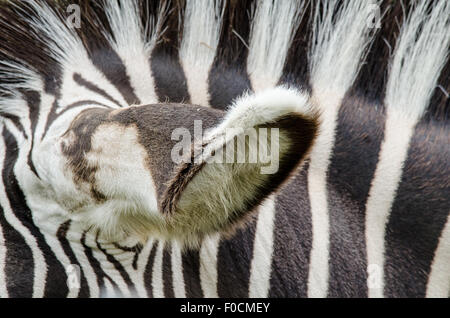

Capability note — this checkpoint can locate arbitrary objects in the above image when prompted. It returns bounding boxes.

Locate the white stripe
[94,239,148,298]
[307,0,375,298]
[426,216,450,298]
[365,113,416,298]
[102,279,116,298]
[57,77,122,113]
[0,97,30,142]
[309,0,374,96]
[58,69,125,111]
[247,0,304,92]
[366,0,450,298]
[152,241,164,298]
[126,258,150,298]
[0,97,31,137]
[306,101,335,298]
[383,1,450,120]
[248,196,275,297]
[129,272,148,298]
[0,61,42,103]
[103,0,165,105]
[11,122,80,297]
[64,223,100,298]
[137,238,155,298]
[84,233,131,298]
[25,1,128,108]
[0,205,8,297]
[171,241,186,298]
[3,92,98,298]
[180,0,224,106]
[40,220,79,298]
[32,90,53,145]
[244,2,305,298]
[199,234,220,298]
[0,134,47,298]
[137,238,155,273]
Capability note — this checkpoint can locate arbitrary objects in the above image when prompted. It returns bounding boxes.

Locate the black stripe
[22,90,41,178]
[132,247,142,271]
[0,2,61,91]
[162,243,174,298]
[426,48,450,122]
[181,247,203,298]
[95,232,137,296]
[22,90,40,138]
[87,45,141,106]
[208,0,253,110]
[384,119,450,297]
[326,94,385,297]
[0,204,34,297]
[150,1,190,104]
[217,222,256,297]
[144,241,158,298]
[58,100,112,116]
[325,1,396,295]
[0,1,63,144]
[40,67,63,142]
[41,99,60,142]
[73,73,123,107]
[69,0,140,106]
[278,1,311,92]
[56,221,90,298]
[112,242,143,271]
[269,166,312,297]
[0,112,27,139]
[80,231,121,298]
[2,127,69,298]
[151,50,191,104]
[351,1,405,102]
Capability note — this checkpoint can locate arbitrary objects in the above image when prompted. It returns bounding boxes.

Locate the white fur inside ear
[167,86,318,247]
[209,86,313,137]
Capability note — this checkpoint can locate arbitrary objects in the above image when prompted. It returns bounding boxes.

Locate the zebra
[0,0,448,298]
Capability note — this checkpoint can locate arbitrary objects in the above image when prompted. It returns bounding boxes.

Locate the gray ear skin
[107,104,225,203]
[62,103,224,202]
[161,109,319,247]
[62,104,224,201]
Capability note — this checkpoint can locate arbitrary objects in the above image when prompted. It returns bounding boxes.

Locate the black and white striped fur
[0,0,449,298]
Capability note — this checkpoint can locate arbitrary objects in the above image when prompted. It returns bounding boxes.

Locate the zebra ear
[161,87,319,246]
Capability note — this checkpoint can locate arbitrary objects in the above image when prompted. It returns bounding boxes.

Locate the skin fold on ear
[161,87,319,247]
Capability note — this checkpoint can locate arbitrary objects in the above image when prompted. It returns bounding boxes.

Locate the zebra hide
[0,0,448,298]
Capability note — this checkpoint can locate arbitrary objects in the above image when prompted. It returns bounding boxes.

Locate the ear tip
[222,86,317,131]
